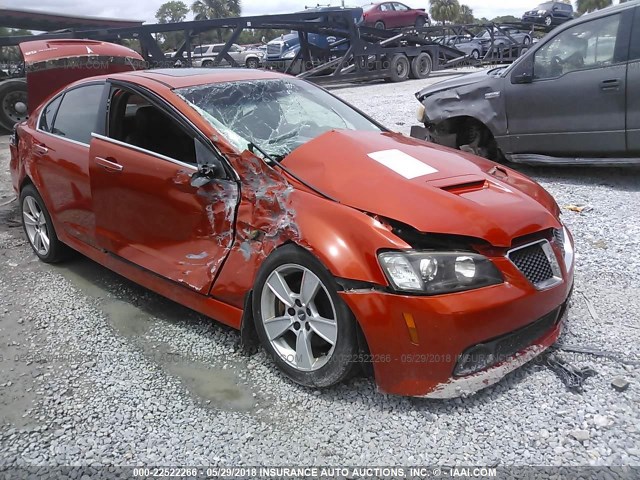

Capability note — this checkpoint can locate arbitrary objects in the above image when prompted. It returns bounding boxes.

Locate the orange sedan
[10,40,574,398]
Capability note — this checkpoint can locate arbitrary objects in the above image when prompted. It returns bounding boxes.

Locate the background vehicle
[439,35,483,59]
[411,1,640,165]
[475,27,532,55]
[523,2,574,28]
[362,2,430,29]
[192,43,264,68]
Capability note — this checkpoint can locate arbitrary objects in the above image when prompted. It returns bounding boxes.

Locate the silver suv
[191,44,264,68]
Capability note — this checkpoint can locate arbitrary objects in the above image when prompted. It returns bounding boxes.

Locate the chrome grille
[266,43,282,57]
[508,240,561,289]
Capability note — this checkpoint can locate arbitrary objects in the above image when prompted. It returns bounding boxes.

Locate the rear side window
[51,84,104,144]
[38,95,62,133]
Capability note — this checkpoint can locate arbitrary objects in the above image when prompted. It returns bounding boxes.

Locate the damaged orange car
[10,40,574,398]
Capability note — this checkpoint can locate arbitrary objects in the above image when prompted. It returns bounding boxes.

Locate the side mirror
[513,71,533,84]
[511,59,534,84]
[191,139,227,187]
[190,164,221,188]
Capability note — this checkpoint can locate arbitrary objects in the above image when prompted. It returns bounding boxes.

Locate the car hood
[283,131,559,248]
[415,69,500,101]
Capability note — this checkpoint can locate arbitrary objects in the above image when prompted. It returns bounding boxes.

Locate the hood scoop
[429,175,489,195]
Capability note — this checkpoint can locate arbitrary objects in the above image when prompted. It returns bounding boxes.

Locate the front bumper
[339,253,573,398]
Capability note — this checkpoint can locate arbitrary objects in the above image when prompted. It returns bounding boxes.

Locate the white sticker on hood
[367,149,438,179]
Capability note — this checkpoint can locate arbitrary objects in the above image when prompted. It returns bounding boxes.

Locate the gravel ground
[0,72,639,470]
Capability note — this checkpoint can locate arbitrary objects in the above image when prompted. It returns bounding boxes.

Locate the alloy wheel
[22,196,50,256]
[259,264,338,372]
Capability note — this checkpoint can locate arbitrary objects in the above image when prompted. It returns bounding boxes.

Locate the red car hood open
[283,130,560,248]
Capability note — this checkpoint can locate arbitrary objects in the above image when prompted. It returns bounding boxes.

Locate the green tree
[430,0,461,25]
[491,15,521,23]
[156,1,189,23]
[156,1,189,50]
[191,0,241,42]
[576,0,612,15]
[456,4,474,24]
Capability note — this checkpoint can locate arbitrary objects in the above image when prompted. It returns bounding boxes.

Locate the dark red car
[362,2,430,29]
[10,39,574,399]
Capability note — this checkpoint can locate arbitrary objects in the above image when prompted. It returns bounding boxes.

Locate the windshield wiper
[248,142,337,202]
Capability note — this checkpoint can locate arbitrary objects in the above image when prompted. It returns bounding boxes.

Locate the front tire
[544,15,552,27]
[202,60,214,68]
[20,184,69,263]
[415,16,426,29]
[374,21,385,29]
[246,58,259,69]
[253,244,359,388]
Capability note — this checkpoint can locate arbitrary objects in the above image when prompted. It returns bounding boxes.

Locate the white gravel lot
[0,71,639,471]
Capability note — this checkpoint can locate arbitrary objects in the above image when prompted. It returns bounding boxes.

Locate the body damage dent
[421,82,507,137]
[172,169,239,291]
[421,345,546,399]
[210,151,303,306]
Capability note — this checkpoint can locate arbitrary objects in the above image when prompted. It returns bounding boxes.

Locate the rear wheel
[409,53,432,79]
[0,79,28,132]
[253,245,359,388]
[471,49,480,60]
[202,59,214,68]
[246,58,259,69]
[415,16,426,29]
[20,184,69,263]
[388,54,410,82]
[374,21,385,29]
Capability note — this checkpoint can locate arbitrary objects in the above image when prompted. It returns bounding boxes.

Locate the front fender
[422,77,507,139]
[210,187,408,309]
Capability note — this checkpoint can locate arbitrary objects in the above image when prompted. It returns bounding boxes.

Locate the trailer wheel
[409,53,432,79]
[0,79,28,132]
[388,54,410,82]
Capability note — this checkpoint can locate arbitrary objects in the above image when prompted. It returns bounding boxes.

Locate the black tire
[246,58,259,69]
[409,52,432,79]
[415,16,426,29]
[388,54,410,82]
[0,79,28,132]
[202,60,214,68]
[20,184,70,263]
[252,244,359,388]
[456,120,504,163]
[544,15,553,27]
[471,49,480,60]
[374,21,385,29]
[523,36,531,46]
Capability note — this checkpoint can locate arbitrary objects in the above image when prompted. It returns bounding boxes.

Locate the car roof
[108,68,290,89]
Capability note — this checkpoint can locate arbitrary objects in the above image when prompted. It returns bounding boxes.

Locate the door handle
[33,144,48,156]
[601,79,620,91]
[95,156,123,172]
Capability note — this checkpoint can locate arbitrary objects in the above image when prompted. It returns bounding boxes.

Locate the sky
[1,0,556,24]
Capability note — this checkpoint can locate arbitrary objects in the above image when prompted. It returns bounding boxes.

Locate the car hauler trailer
[0,9,471,131]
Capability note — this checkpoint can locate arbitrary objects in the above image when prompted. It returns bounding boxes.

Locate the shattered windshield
[176,79,381,159]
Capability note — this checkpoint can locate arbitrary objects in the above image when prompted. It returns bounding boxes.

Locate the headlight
[378,251,503,295]
[282,50,297,59]
[538,9,546,14]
